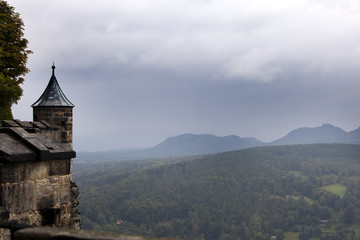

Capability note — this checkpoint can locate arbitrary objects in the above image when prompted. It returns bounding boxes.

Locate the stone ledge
[0,125,75,163]
[14,227,180,240]
[0,120,58,130]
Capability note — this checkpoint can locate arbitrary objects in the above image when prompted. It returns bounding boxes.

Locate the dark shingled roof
[0,120,75,163]
[31,64,74,107]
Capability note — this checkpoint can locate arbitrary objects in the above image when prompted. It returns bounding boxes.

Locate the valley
[74,144,360,240]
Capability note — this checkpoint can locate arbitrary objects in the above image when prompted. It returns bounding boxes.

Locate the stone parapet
[13,227,183,240]
[0,120,75,163]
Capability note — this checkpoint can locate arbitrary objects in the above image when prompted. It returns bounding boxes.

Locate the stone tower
[31,64,74,147]
[0,64,80,238]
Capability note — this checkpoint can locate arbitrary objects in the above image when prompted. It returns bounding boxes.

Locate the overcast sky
[9,0,360,151]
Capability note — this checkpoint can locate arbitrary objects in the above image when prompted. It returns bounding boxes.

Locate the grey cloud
[15,0,360,82]
[10,0,360,150]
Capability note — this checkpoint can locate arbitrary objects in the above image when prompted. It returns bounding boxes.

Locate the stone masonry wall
[0,159,78,228]
[33,107,73,146]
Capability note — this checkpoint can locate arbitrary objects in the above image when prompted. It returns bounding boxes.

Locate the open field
[284,232,298,240]
[320,184,346,198]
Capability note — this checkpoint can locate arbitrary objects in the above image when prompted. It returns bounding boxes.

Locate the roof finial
[52,62,55,76]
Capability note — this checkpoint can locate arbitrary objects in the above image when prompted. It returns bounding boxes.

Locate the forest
[74,144,360,240]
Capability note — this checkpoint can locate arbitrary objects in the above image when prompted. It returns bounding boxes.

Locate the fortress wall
[0,159,77,228]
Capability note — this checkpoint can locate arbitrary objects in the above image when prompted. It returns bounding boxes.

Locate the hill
[347,127,360,143]
[147,133,264,156]
[76,134,265,162]
[271,123,360,145]
[75,144,360,240]
[271,123,348,145]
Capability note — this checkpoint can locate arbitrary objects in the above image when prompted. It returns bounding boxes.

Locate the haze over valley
[76,123,360,161]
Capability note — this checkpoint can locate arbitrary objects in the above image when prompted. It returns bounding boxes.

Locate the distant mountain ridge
[147,133,265,156]
[347,127,360,144]
[271,123,349,145]
[76,123,360,161]
[149,124,360,157]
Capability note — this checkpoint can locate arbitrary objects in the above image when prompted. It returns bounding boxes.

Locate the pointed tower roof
[32,64,74,107]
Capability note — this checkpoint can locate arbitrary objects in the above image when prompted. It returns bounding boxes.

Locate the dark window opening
[0,207,9,221]
[40,208,60,226]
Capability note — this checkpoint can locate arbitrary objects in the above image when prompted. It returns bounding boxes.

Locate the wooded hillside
[74,144,360,240]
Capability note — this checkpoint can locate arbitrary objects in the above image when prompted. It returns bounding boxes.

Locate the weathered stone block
[0,164,22,183]
[0,181,35,214]
[49,160,70,176]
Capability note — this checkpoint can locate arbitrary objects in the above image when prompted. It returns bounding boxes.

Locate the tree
[343,204,355,225]
[0,1,32,119]
[0,74,22,119]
